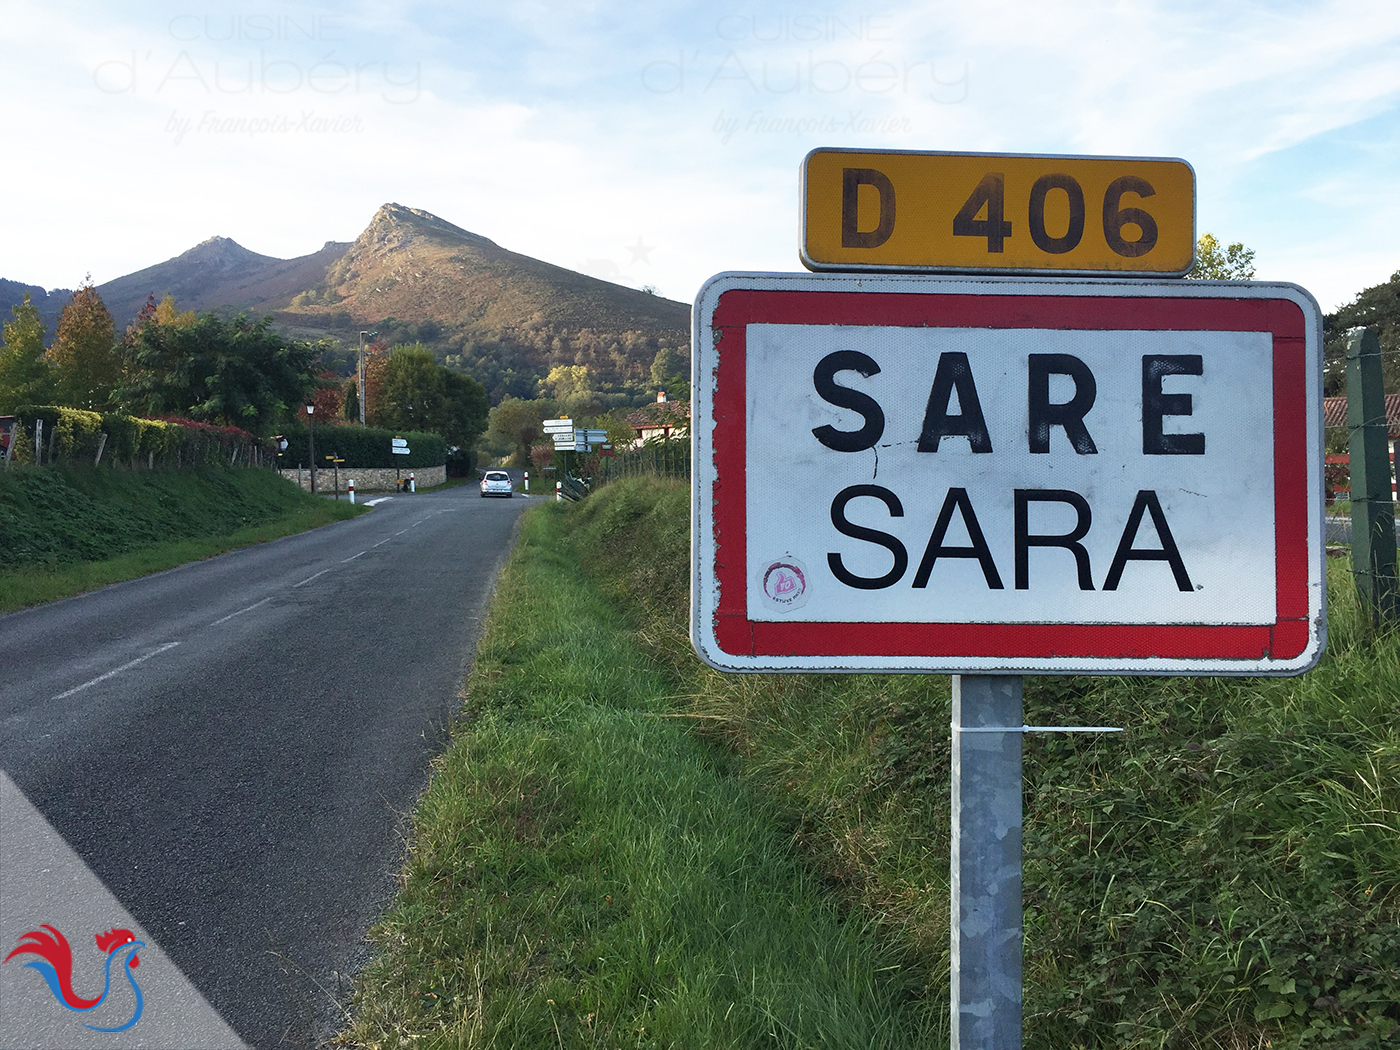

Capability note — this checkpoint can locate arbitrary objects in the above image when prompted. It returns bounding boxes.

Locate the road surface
[0,485,530,1047]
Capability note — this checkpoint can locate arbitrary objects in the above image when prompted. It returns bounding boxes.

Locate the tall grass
[344,478,1400,1049]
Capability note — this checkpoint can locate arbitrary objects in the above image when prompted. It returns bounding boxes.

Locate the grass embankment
[344,478,1400,1049]
[0,463,365,611]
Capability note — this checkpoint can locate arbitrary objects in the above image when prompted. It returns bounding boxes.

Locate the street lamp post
[306,402,317,493]
[357,330,377,427]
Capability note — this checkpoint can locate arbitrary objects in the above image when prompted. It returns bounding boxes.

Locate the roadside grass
[345,477,1400,1049]
[0,464,365,611]
[339,500,937,1049]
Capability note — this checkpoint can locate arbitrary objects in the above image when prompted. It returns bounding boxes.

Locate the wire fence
[598,440,691,484]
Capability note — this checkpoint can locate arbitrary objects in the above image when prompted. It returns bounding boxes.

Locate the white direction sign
[543,418,574,435]
[691,272,1324,675]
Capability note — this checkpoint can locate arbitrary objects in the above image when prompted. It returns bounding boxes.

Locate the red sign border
[697,278,1321,671]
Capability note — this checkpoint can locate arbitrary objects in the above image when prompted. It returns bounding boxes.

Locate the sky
[3,0,1399,315]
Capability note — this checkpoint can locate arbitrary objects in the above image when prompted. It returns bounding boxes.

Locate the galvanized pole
[950,674,1022,1050]
[1346,327,1398,625]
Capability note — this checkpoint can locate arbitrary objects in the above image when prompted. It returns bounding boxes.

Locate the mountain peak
[179,235,268,272]
[361,203,498,252]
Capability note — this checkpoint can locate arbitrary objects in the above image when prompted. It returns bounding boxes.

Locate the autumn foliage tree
[48,276,121,409]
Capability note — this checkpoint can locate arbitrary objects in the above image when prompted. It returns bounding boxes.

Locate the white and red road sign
[690,273,1324,675]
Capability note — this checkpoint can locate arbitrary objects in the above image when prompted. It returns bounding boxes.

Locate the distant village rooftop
[626,390,689,448]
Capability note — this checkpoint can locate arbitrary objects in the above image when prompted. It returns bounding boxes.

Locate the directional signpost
[391,437,410,455]
[694,148,1324,1050]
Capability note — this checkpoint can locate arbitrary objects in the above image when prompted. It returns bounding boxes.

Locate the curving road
[0,485,530,1048]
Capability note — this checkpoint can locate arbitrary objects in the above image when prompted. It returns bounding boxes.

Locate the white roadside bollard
[348,479,355,504]
[409,472,416,493]
[524,470,529,493]
[556,480,562,502]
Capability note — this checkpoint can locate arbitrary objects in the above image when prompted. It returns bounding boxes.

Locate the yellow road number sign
[802,149,1195,275]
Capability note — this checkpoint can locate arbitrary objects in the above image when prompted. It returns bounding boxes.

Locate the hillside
[0,278,72,341]
[290,203,688,335]
[1,203,690,404]
[97,237,352,328]
[277,204,691,400]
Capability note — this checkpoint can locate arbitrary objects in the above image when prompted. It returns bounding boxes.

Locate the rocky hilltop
[292,203,687,336]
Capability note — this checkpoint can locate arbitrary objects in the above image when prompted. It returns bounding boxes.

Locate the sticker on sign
[691,272,1324,675]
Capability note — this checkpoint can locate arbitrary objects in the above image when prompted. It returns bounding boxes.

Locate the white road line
[209,597,272,626]
[395,530,408,536]
[342,551,365,562]
[293,569,330,588]
[52,643,181,701]
[372,538,391,548]
[365,497,394,506]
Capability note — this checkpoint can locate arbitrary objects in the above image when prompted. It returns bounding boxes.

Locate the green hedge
[278,424,446,468]
[12,406,268,468]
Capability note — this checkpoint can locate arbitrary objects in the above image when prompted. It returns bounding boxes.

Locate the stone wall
[278,465,446,494]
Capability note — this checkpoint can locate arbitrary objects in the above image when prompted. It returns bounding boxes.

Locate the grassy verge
[339,495,936,1049]
[0,464,365,611]
[345,477,1400,1049]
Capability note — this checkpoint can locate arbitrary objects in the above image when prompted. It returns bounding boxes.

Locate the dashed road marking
[51,643,181,701]
[210,597,273,626]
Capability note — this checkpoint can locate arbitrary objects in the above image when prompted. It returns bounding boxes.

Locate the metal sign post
[950,678,1123,1048]
[950,674,1024,1049]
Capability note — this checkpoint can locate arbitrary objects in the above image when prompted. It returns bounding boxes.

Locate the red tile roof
[1323,395,1400,438]
[626,400,690,429]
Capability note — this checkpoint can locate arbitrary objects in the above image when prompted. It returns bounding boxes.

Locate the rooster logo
[4,924,145,1032]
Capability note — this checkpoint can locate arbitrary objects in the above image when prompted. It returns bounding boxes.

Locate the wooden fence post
[1346,326,1399,625]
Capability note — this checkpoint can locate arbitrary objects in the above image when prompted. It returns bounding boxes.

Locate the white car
[479,471,514,498]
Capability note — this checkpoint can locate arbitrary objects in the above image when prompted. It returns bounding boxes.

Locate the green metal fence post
[1346,326,1399,625]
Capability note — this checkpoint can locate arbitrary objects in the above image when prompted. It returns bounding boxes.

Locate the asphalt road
[0,485,531,1047]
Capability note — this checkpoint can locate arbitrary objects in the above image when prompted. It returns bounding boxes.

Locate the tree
[0,293,54,409]
[361,341,390,425]
[152,294,197,329]
[1323,270,1400,395]
[488,396,548,466]
[1189,233,1256,280]
[48,276,120,409]
[344,377,360,422]
[311,371,344,420]
[122,312,318,432]
[440,369,489,451]
[378,345,444,433]
[649,346,690,400]
[372,344,489,450]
